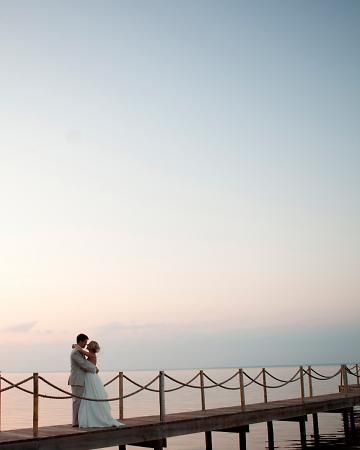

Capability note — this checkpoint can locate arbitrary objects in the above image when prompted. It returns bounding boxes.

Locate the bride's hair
[87,340,100,353]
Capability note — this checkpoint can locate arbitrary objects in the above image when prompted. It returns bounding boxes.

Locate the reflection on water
[0,366,359,449]
[280,408,360,450]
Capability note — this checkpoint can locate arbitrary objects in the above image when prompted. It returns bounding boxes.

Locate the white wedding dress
[78,372,124,428]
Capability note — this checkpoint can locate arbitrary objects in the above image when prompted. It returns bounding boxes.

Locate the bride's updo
[88,340,100,353]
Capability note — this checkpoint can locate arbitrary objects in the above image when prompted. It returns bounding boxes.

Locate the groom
[68,333,97,426]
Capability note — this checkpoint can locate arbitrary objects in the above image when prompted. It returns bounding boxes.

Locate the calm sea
[1,366,359,450]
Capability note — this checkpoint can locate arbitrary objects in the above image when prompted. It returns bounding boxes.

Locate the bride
[73,341,124,428]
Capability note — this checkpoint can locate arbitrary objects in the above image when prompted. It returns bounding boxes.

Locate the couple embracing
[68,333,124,428]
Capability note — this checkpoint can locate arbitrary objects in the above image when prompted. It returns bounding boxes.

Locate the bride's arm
[72,344,91,358]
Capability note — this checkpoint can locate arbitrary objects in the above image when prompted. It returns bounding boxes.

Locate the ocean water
[1,366,359,449]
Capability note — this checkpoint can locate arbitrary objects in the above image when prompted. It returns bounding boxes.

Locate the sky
[0,0,359,372]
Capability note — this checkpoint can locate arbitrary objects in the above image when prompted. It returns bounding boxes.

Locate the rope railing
[38,374,160,401]
[0,364,358,437]
[243,369,263,387]
[164,372,201,392]
[303,367,342,381]
[304,367,342,380]
[122,374,160,398]
[0,376,34,395]
[123,373,160,393]
[103,373,120,387]
[203,370,244,390]
[244,368,301,389]
[265,369,301,384]
[346,366,359,377]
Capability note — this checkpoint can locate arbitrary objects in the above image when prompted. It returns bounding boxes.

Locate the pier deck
[0,392,359,450]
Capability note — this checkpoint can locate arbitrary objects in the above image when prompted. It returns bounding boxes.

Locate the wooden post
[200,371,213,450]
[356,364,359,385]
[299,366,305,400]
[159,371,165,422]
[307,366,313,397]
[341,365,344,389]
[119,371,124,420]
[342,365,349,393]
[33,373,39,437]
[262,368,268,403]
[200,370,206,410]
[239,369,245,409]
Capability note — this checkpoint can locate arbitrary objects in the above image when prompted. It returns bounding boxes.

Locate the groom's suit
[68,348,96,426]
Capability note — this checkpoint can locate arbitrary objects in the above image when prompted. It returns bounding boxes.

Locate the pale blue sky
[0,1,359,371]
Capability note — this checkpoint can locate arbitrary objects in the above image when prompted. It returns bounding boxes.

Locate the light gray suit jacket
[68,349,97,386]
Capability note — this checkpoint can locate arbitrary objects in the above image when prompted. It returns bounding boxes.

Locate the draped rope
[202,370,242,390]
[302,368,342,380]
[346,367,359,377]
[243,369,268,387]
[243,368,301,388]
[265,369,300,383]
[164,372,201,392]
[122,374,160,393]
[304,367,342,380]
[103,373,120,387]
[37,374,160,401]
[0,376,34,394]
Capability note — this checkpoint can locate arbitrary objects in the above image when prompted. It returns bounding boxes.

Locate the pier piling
[239,426,247,450]
[312,413,319,443]
[299,416,307,448]
[267,421,274,450]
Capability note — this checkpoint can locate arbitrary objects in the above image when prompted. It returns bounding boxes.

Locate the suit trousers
[71,385,84,426]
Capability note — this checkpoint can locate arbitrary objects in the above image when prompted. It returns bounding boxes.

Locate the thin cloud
[94,321,221,338]
[2,321,37,333]
[95,322,160,335]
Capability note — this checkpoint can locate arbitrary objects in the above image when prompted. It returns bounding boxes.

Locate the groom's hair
[76,333,89,343]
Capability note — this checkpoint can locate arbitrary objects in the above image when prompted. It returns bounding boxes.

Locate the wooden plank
[216,425,249,433]
[131,439,167,448]
[339,384,360,393]
[279,415,307,422]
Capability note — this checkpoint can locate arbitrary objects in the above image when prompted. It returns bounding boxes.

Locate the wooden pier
[0,364,359,449]
[0,392,359,449]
